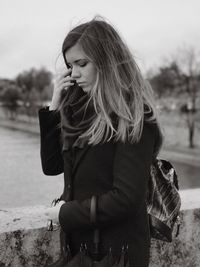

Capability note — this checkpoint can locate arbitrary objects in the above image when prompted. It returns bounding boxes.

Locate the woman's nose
[71,67,81,78]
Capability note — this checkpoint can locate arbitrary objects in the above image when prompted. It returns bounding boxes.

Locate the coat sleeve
[59,122,157,233]
[38,107,64,175]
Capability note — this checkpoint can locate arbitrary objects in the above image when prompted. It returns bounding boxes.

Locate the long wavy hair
[60,16,162,146]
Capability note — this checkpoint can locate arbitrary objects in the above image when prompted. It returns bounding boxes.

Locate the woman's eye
[79,62,87,67]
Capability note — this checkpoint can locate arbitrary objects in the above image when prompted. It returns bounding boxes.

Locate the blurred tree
[15,67,53,117]
[1,82,22,120]
[0,79,13,97]
[148,46,200,148]
[149,62,180,98]
[34,68,52,94]
[176,47,200,148]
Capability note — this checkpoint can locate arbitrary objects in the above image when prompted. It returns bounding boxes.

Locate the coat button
[67,184,71,189]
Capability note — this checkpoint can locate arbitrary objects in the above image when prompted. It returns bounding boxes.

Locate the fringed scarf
[60,84,96,151]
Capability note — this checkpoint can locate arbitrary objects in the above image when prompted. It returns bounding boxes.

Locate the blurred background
[0,0,199,208]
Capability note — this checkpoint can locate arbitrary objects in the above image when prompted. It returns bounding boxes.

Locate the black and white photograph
[0,0,200,266]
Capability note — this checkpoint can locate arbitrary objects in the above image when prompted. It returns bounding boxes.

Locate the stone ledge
[0,228,60,267]
[150,208,200,267]
[0,205,51,234]
[1,189,199,234]
[180,188,200,210]
[0,197,200,266]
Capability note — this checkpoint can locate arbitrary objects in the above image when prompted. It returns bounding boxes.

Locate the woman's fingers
[59,68,72,79]
[57,77,75,90]
[61,81,74,90]
[62,76,75,83]
[55,74,74,86]
[50,68,75,109]
[54,68,71,84]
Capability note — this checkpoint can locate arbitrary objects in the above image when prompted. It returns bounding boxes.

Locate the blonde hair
[61,16,161,145]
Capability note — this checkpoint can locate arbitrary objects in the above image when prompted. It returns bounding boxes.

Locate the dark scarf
[60,84,96,151]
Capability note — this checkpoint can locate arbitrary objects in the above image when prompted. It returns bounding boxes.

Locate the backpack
[147,159,181,242]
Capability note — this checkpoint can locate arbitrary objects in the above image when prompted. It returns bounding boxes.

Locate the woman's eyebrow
[66,58,88,66]
[74,59,88,63]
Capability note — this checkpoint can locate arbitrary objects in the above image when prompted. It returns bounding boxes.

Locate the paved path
[160,148,200,167]
[0,117,200,167]
[0,117,40,134]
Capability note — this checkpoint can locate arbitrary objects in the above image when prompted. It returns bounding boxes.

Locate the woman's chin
[81,86,91,93]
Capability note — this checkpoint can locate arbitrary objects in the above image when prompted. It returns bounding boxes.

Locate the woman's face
[64,43,97,93]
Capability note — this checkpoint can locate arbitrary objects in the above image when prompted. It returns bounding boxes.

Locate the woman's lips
[77,82,86,87]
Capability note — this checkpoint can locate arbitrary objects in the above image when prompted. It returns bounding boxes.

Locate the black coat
[38,107,161,267]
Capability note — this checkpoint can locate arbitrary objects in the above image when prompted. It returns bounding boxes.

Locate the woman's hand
[45,200,65,223]
[49,68,75,110]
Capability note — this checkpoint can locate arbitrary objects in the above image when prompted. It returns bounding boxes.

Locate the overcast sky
[0,0,199,79]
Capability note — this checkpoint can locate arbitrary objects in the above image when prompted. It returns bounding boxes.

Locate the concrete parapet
[150,208,200,266]
[1,189,200,267]
[0,206,60,267]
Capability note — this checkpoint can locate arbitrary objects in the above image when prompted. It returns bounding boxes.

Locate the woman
[39,17,162,267]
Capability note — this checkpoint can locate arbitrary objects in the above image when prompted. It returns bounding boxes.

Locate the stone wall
[150,208,200,267]
[1,189,200,267]
[0,206,60,267]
